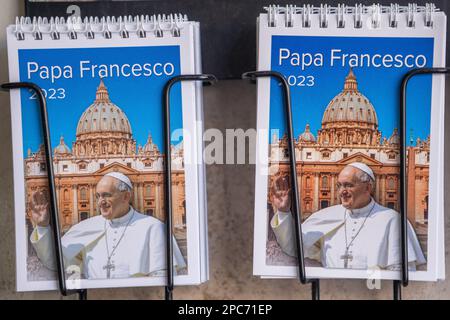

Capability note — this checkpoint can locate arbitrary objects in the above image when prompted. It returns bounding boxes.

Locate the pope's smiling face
[337,166,372,209]
[95,176,130,220]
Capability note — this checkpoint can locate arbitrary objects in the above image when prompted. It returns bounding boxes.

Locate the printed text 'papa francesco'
[26,60,175,83]
[278,48,427,70]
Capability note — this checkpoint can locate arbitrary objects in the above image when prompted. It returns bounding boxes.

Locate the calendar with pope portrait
[7,30,206,291]
[253,33,445,281]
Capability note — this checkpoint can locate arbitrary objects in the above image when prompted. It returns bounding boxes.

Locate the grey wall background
[1,0,450,299]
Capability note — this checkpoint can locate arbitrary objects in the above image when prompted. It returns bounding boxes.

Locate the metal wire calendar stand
[394,67,450,300]
[1,74,216,301]
[162,74,217,300]
[242,71,320,300]
[242,67,448,300]
[1,81,87,300]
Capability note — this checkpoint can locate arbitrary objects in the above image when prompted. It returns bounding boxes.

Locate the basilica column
[297,170,302,204]
[375,174,380,201]
[314,174,319,212]
[157,182,163,221]
[330,175,335,206]
[407,148,416,225]
[72,185,78,224]
[89,184,95,217]
[154,182,160,219]
[177,182,184,227]
[56,184,61,212]
[133,184,139,209]
[171,181,177,226]
[381,175,386,206]
[139,183,144,212]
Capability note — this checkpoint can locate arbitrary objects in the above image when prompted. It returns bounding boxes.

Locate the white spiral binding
[302,4,312,28]
[263,3,438,29]
[389,3,400,28]
[13,14,189,40]
[371,4,382,29]
[319,4,329,28]
[285,5,295,27]
[354,4,363,28]
[337,4,346,28]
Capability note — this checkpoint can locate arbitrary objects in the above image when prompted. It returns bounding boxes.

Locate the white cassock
[30,207,187,279]
[271,198,426,270]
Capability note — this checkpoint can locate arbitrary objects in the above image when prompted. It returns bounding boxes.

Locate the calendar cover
[253,6,446,281]
[7,17,205,291]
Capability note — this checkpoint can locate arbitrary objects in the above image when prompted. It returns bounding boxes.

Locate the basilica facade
[25,79,186,233]
[269,69,430,226]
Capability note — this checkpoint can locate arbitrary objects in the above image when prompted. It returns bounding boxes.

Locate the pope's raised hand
[270,175,291,213]
[30,190,50,227]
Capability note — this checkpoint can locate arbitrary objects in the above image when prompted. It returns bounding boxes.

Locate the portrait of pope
[269,162,426,271]
[29,172,186,280]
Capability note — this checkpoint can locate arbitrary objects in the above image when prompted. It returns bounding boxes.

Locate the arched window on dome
[93,119,97,130]
[367,110,372,121]
[112,118,117,130]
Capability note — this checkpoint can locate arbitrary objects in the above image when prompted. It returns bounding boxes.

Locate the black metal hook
[395,67,450,300]
[242,71,310,288]
[1,82,86,300]
[162,74,217,300]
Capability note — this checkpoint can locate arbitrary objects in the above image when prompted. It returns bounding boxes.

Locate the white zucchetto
[347,162,375,181]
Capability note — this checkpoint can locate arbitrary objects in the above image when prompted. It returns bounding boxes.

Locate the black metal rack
[242,71,320,300]
[2,74,216,300]
[1,81,86,300]
[243,67,448,300]
[162,74,217,300]
[395,67,450,300]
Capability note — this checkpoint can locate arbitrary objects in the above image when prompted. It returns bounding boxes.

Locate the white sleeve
[30,226,57,271]
[148,222,186,276]
[270,210,297,257]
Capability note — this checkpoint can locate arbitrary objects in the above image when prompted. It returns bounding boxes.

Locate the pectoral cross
[340,250,353,269]
[103,260,115,279]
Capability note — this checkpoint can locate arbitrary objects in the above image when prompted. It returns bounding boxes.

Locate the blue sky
[19,45,182,155]
[269,36,434,144]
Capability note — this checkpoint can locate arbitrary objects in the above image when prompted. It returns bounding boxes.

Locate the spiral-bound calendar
[6,15,209,291]
[253,4,446,281]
